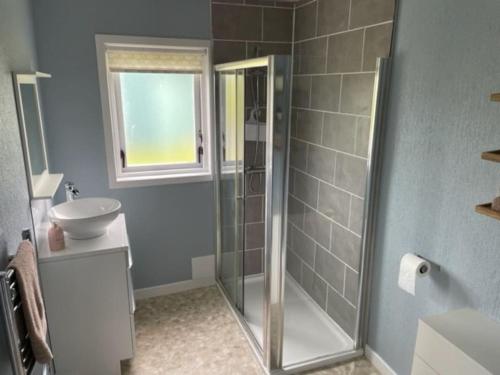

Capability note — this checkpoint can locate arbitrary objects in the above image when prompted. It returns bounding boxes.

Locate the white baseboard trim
[134,277,215,300]
[365,345,397,375]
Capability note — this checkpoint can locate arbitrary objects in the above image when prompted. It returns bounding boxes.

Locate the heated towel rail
[0,229,49,375]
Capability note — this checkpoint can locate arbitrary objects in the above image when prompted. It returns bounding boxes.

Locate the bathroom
[1,0,500,374]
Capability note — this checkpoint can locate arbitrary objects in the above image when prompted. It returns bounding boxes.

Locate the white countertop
[422,308,500,374]
[38,213,130,263]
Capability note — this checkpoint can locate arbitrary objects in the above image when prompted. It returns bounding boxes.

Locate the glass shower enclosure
[214,55,391,373]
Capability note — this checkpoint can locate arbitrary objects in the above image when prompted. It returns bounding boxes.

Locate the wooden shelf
[491,93,500,102]
[475,203,500,220]
[481,150,500,163]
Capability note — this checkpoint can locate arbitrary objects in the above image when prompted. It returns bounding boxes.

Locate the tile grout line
[291,136,368,162]
[214,38,293,45]
[295,19,393,44]
[290,189,363,239]
[338,75,344,112]
[347,0,352,29]
[290,237,357,309]
[261,7,264,42]
[292,105,371,119]
[342,264,347,296]
[291,217,360,277]
[294,0,316,11]
[360,27,367,71]
[293,71,377,76]
[212,2,294,10]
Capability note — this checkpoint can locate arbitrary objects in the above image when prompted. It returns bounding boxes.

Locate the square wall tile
[295,109,323,144]
[322,113,356,153]
[349,196,364,235]
[292,75,311,108]
[290,139,308,171]
[315,245,345,292]
[288,195,305,229]
[363,23,393,71]
[317,182,351,226]
[326,30,363,73]
[292,226,316,267]
[287,249,302,283]
[340,73,375,115]
[296,37,327,74]
[302,263,328,309]
[303,206,331,249]
[245,195,263,223]
[317,0,350,35]
[350,0,395,29]
[294,170,319,208]
[276,1,294,7]
[334,153,367,197]
[246,172,265,195]
[354,117,370,157]
[307,144,335,183]
[245,222,265,249]
[212,4,262,40]
[290,109,298,137]
[331,223,361,271]
[288,167,296,195]
[311,74,341,112]
[214,41,246,64]
[247,42,292,59]
[294,1,317,41]
[246,0,274,4]
[263,8,293,42]
[327,286,356,338]
[244,248,263,275]
[344,267,359,306]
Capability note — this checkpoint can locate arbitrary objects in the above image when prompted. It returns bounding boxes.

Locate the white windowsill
[109,171,213,189]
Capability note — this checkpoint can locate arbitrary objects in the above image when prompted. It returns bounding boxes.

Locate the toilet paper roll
[398,254,431,295]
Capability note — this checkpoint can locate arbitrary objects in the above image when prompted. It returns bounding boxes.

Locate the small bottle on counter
[48,223,65,251]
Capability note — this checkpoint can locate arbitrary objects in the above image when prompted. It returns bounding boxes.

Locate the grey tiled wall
[212,0,293,275]
[212,0,294,64]
[287,0,394,338]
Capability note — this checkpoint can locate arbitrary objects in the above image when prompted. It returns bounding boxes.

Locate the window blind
[106,49,205,74]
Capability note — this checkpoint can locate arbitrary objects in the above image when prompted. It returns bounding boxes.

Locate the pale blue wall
[31,0,214,289]
[368,0,500,373]
[0,0,38,372]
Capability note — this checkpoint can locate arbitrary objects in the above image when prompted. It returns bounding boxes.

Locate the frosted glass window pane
[119,72,197,166]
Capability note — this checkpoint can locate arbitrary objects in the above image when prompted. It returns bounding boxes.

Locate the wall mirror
[13,72,63,199]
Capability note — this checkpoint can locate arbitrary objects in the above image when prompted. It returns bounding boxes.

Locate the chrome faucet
[65,182,80,201]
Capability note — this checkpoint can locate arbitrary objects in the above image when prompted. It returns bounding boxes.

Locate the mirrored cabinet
[13,72,63,199]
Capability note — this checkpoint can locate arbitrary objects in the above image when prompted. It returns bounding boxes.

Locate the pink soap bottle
[48,223,65,251]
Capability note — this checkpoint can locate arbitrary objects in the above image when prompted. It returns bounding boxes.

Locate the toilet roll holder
[416,254,441,272]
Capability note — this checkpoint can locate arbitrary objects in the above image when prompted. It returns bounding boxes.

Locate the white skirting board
[365,345,398,375]
[134,254,215,300]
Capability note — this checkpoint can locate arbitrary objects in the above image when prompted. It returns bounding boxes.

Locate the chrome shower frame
[212,56,392,374]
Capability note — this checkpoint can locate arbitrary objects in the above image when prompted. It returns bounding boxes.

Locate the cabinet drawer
[415,320,491,375]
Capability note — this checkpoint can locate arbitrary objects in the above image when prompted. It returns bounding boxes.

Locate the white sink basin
[49,198,121,239]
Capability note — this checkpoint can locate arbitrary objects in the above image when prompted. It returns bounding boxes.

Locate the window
[96,35,212,188]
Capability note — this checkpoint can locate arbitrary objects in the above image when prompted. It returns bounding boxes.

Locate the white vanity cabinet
[38,214,135,374]
[411,309,500,375]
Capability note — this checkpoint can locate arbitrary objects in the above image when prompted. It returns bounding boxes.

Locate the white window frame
[95,34,213,188]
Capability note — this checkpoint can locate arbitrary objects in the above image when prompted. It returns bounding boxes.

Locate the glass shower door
[216,70,246,311]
